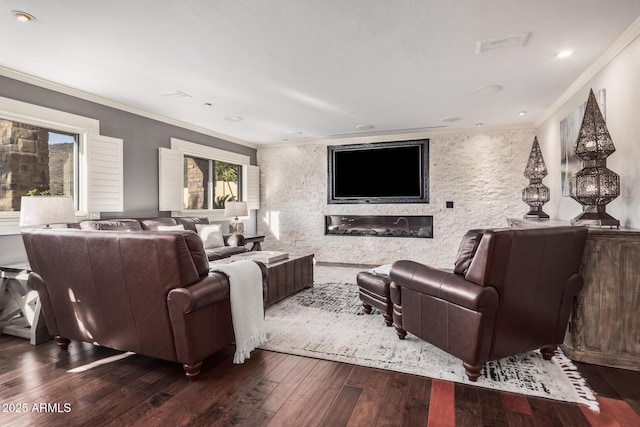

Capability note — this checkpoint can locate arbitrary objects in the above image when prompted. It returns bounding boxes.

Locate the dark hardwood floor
[0,334,638,426]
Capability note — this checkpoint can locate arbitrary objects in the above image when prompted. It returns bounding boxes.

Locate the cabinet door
[566,231,640,370]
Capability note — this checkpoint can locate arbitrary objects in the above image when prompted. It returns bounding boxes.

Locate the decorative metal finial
[570,89,620,228]
[522,136,550,220]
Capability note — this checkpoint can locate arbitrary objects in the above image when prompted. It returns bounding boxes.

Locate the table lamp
[224,201,248,234]
[19,196,76,228]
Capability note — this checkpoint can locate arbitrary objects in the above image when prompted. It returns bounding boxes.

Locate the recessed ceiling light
[473,84,503,96]
[441,117,462,123]
[475,123,484,127]
[225,116,244,122]
[355,124,374,130]
[556,50,574,58]
[518,111,527,116]
[12,10,36,22]
[204,102,213,107]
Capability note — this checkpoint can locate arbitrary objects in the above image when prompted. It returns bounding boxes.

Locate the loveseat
[22,227,265,380]
[76,216,249,261]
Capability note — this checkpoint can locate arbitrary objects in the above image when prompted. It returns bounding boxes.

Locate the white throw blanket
[210,260,266,363]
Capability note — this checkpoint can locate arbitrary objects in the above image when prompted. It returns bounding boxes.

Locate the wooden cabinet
[561,229,640,371]
[507,219,640,370]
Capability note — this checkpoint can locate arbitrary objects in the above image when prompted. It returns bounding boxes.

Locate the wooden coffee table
[262,254,314,308]
[210,253,314,308]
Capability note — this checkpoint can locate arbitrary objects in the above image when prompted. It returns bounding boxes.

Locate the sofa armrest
[224,234,245,247]
[167,273,229,314]
[390,260,499,313]
[167,271,235,367]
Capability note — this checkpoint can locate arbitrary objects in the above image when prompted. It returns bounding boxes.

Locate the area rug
[259,282,599,411]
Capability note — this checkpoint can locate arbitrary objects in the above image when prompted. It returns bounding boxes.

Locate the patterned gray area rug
[260,282,599,411]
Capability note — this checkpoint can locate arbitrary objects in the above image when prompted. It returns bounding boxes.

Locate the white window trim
[170,138,251,220]
[0,96,100,235]
[171,138,250,165]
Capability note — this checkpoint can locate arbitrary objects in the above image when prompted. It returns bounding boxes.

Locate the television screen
[328,139,429,204]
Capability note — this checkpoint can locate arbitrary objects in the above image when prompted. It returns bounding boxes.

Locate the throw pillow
[157,224,185,231]
[370,264,392,276]
[196,223,225,249]
[453,229,486,276]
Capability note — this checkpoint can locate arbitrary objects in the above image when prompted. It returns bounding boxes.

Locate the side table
[244,235,265,251]
[0,266,50,345]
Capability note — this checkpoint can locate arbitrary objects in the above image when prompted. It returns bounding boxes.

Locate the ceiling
[1,1,639,146]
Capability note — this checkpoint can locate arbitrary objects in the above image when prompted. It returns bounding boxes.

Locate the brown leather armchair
[389,226,588,381]
[21,228,259,380]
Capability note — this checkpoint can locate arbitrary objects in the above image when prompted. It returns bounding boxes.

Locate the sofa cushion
[196,224,225,249]
[206,245,249,261]
[141,217,178,230]
[181,231,210,276]
[175,217,209,232]
[79,219,143,231]
[157,224,186,231]
[453,229,486,276]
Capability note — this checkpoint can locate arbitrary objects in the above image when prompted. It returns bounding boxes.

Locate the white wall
[536,33,640,229]
[257,128,535,268]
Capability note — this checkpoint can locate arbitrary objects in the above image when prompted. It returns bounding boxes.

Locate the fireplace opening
[325,215,433,238]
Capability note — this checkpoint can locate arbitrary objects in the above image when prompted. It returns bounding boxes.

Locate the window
[0,96,123,235]
[159,138,259,217]
[183,155,242,210]
[0,118,78,211]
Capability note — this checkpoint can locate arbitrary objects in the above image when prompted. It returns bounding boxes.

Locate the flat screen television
[327,139,429,204]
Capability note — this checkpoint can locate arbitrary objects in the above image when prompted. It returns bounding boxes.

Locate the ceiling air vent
[476,32,531,55]
[159,90,192,98]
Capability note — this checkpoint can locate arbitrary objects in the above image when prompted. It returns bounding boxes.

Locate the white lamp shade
[19,196,76,227]
[224,201,248,218]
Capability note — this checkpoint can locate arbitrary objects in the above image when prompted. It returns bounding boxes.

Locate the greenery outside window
[183,155,242,210]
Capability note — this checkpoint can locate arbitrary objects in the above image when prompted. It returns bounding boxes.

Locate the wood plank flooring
[0,335,638,426]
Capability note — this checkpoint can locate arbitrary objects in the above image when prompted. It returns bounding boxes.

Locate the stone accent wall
[257,128,535,268]
[0,120,50,211]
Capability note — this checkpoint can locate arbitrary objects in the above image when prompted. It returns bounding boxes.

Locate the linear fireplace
[325,215,433,238]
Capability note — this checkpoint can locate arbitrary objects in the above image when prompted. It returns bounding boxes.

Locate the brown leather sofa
[22,228,263,380]
[389,226,588,381]
[77,216,249,261]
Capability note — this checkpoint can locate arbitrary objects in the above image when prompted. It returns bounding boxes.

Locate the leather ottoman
[357,271,393,326]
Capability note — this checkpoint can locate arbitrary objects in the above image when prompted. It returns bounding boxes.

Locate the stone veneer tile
[257,129,535,268]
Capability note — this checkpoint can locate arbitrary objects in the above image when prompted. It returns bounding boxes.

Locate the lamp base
[523,208,550,220]
[571,210,620,228]
[228,217,245,234]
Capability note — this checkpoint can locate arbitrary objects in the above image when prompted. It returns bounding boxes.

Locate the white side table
[0,266,50,345]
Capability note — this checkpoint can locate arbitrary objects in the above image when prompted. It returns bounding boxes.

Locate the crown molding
[0,65,257,150]
[259,124,536,149]
[535,16,640,128]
